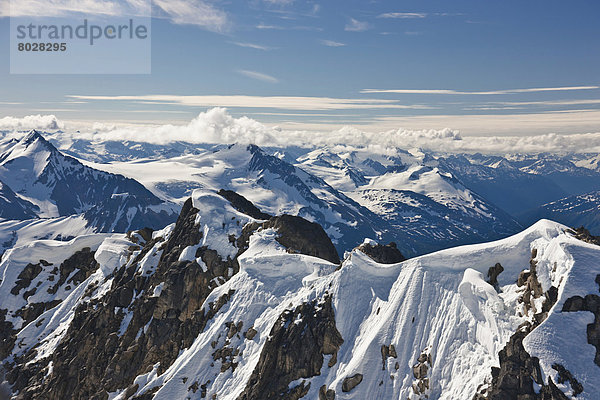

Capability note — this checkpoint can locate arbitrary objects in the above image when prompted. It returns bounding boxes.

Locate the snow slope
[128,219,596,400]
[2,182,599,399]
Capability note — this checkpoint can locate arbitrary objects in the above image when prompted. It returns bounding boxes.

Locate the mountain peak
[23,129,42,143]
[21,130,56,153]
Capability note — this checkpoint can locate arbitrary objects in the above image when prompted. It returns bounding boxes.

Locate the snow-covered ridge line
[1,189,599,400]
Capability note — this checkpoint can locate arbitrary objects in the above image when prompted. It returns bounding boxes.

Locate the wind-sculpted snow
[2,184,599,400]
[108,221,600,398]
[98,219,600,400]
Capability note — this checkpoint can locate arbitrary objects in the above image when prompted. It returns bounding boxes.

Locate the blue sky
[0,0,599,135]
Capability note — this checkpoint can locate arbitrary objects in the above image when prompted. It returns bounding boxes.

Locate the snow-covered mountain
[1,190,598,399]
[82,143,411,256]
[83,143,528,257]
[522,190,600,234]
[0,131,177,232]
[438,154,569,217]
[296,147,522,254]
[450,153,600,217]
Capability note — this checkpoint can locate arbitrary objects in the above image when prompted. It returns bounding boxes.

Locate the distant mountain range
[2,131,600,255]
[522,190,600,234]
[0,131,178,233]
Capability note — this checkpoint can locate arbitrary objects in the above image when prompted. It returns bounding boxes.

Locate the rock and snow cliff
[1,189,599,399]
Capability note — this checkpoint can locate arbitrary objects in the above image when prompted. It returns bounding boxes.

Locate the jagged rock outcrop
[478,328,545,400]
[0,310,15,362]
[380,344,398,370]
[263,215,340,264]
[487,263,504,292]
[562,274,600,367]
[552,363,583,396]
[238,295,344,400]
[474,249,569,400]
[318,385,336,400]
[240,214,340,265]
[411,348,432,398]
[6,199,242,399]
[358,242,406,264]
[568,226,600,246]
[341,373,363,392]
[3,191,345,399]
[217,189,272,220]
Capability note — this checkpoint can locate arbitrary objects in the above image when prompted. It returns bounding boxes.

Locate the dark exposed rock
[552,363,583,396]
[341,373,363,392]
[13,300,62,328]
[0,310,16,361]
[538,378,569,400]
[480,329,544,400]
[518,250,545,315]
[263,215,340,264]
[47,247,98,295]
[10,263,43,296]
[7,198,244,399]
[380,344,398,370]
[568,226,600,246]
[411,348,432,397]
[474,249,568,400]
[561,274,600,367]
[357,242,406,264]
[244,328,258,341]
[238,295,343,400]
[240,214,340,264]
[217,189,272,220]
[487,263,504,292]
[319,385,335,400]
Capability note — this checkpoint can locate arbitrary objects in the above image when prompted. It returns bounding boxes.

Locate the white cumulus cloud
[0,115,65,131]
[68,108,600,154]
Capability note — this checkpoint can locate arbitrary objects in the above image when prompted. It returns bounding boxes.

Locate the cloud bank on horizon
[0,114,65,131]
[3,109,600,155]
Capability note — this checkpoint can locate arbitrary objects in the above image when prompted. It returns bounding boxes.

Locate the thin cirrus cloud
[377,12,427,19]
[0,0,145,17]
[66,94,430,110]
[361,86,600,95]
[152,0,228,32]
[320,40,345,47]
[237,70,280,83]
[229,42,273,51]
[345,18,370,32]
[465,99,600,110]
[1,0,229,32]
